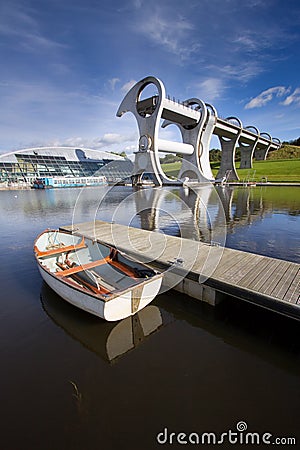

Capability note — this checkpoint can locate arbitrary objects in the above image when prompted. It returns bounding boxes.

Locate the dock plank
[223,253,261,285]
[250,259,283,292]
[213,251,257,281]
[238,257,274,289]
[283,268,300,303]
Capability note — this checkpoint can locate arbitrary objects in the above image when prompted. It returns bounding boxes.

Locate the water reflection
[84,184,298,262]
[133,185,225,243]
[41,280,300,376]
[131,185,299,235]
[40,283,171,364]
[1,185,297,262]
[157,293,300,377]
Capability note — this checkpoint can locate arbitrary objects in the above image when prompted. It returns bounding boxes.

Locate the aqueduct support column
[240,141,258,169]
[239,126,260,169]
[254,133,273,161]
[216,134,241,181]
[196,103,217,181]
[255,146,270,160]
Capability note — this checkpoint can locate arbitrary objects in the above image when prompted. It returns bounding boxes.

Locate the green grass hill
[267,144,300,160]
[161,144,300,182]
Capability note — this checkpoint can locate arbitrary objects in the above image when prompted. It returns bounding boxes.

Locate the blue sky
[1,0,300,154]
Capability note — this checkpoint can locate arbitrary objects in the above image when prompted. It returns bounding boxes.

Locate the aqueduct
[117,76,281,186]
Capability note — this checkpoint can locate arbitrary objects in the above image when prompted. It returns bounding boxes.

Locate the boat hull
[38,248,162,321]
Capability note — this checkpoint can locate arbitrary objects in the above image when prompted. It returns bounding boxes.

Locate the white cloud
[204,60,265,92]
[101,133,129,144]
[134,8,200,61]
[44,133,137,152]
[0,79,127,150]
[231,28,281,54]
[125,144,137,152]
[216,61,264,82]
[121,80,137,93]
[281,88,300,106]
[245,86,289,109]
[232,35,260,52]
[193,78,225,102]
[108,78,120,91]
[0,2,66,53]
[133,0,143,8]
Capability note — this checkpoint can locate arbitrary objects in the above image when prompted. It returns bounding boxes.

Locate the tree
[209,149,221,162]
[159,154,182,164]
[289,137,300,146]
[110,151,127,158]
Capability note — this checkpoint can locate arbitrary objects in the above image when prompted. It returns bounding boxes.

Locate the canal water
[0,185,299,449]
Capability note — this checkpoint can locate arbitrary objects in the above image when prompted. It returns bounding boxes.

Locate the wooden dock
[60,220,300,320]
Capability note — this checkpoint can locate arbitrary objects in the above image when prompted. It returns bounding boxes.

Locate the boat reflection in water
[40,283,165,364]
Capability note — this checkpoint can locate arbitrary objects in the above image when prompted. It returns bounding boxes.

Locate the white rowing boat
[34,229,163,321]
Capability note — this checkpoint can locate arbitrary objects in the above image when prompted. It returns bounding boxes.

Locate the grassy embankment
[161,145,300,182]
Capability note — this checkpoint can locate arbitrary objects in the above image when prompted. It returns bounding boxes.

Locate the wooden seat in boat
[35,238,86,257]
[56,256,110,277]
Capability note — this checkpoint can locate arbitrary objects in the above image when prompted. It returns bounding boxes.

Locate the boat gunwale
[34,229,163,303]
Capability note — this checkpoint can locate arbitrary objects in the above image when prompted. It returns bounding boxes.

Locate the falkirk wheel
[116,76,214,186]
[116,76,281,185]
